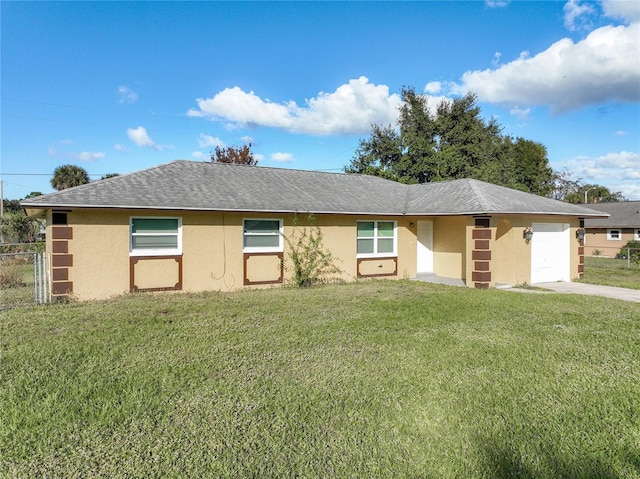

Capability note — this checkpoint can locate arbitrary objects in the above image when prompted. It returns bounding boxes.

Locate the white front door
[531,223,570,283]
[417,220,434,273]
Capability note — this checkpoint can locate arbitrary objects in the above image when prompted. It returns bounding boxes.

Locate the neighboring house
[22,160,606,301]
[583,201,640,257]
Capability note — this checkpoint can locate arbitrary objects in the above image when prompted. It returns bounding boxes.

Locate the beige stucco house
[583,201,640,257]
[22,160,606,301]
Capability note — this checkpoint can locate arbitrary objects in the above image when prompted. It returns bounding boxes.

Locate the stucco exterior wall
[46,208,584,300]
[584,228,637,257]
[432,216,468,280]
[49,209,418,300]
[488,215,582,286]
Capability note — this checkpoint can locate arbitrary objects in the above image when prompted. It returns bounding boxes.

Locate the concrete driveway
[520,282,640,303]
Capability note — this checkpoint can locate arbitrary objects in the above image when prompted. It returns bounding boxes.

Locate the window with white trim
[635,229,640,241]
[130,217,181,256]
[357,221,397,257]
[607,229,621,240]
[243,219,283,252]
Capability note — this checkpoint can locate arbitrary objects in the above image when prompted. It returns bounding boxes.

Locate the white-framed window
[130,217,181,256]
[243,219,283,252]
[635,229,640,241]
[607,229,621,241]
[356,220,397,257]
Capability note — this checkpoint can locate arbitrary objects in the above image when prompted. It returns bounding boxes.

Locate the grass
[0,256,36,308]
[581,256,640,290]
[2,281,640,478]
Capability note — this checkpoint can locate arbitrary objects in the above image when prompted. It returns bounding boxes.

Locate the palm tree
[50,165,90,190]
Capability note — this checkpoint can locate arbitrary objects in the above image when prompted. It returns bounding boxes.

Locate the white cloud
[424,81,442,94]
[486,0,509,7]
[187,76,402,135]
[509,106,531,120]
[192,151,209,161]
[127,126,161,150]
[114,144,128,152]
[271,152,294,163]
[563,0,595,31]
[240,136,254,144]
[254,153,265,162]
[601,0,640,22]
[117,85,138,104]
[556,150,640,199]
[449,22,640,113]
[75,151,105,162]
[198,133,224,148]
[614,130,629,136]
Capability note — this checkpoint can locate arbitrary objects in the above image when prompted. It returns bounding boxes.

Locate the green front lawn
[2,281,639,478]
[581,256,640,289]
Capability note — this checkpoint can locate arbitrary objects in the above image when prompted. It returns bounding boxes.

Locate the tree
[51,165,90,190]
[549,169,625,203]
[210,144,258,165]
[345,87,554,195]
[0,211,42,243]
[100,173,119,180]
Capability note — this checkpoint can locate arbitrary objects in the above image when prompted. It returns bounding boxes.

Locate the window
[635,229,640,241]
[607,229,621,241]
[357,221,396,257]
[130,217,181,255]
[243,219,283,252]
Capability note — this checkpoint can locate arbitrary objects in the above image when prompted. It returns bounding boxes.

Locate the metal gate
[0,250,49,308]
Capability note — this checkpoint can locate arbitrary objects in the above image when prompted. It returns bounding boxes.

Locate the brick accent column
[471,217,491,289]
[577,220,585,278]
[50,213,73,298]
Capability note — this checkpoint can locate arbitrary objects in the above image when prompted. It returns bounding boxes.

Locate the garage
[530,223,570,283]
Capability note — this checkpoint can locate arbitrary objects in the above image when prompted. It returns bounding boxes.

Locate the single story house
[583,201,640,257]
[22,160,606,301]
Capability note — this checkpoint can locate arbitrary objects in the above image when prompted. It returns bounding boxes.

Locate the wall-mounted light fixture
[576,228,586,242]
[523,226,533,243]
[409,222,415,228]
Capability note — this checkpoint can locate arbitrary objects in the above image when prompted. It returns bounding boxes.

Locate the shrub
[283,214,343,287]
[0,258,26,287]
[617,240,640,264]
[592,249,602,256]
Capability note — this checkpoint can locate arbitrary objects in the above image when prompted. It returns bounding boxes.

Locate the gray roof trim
[21,160,608,218]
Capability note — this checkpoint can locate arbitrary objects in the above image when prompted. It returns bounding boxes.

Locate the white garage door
[531,223,570,283]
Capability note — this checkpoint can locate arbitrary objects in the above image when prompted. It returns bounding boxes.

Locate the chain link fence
[0,244,48,309]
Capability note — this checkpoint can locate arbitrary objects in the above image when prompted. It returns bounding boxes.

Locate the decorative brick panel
[472,250,492,261]
[474,239,490,250]
[578,246,584,255]
[52,226,73,240]
[52,254,73,267]
[578,264,584,273]
[472,271,491,282]
[52,268,69,281]
[474,261,490,272]
[52,241,68,253]
[52,282,73,295]
[472,229,491,240]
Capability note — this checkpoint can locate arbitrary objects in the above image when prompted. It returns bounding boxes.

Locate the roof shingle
[22,160,605,218]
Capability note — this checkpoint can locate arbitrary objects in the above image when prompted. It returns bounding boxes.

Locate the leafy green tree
[100,173,120,180]
[51,165,90,190]
[210,144,258,165]
[345,88,553,195]
[0,211,42,243]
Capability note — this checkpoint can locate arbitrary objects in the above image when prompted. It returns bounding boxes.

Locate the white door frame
[416,220,434,273]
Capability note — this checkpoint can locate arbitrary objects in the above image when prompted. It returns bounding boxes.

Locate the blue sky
[2,1,639,200]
